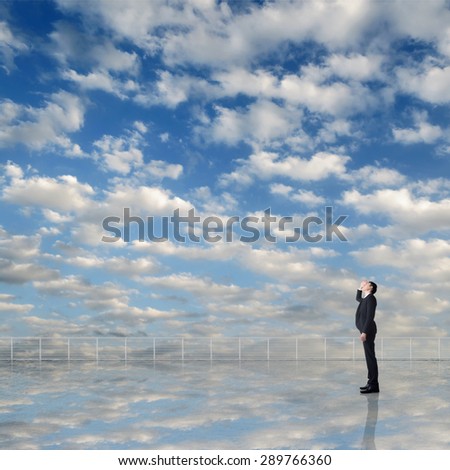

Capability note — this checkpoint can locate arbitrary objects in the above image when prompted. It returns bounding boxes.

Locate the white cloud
[393,111,444,144]
[101,184,192,217]
[351,239,450,315]
[326,53,385,82]
[51,22,142,98]
[316,118,358,144]
[0,294,34,314]
[137,71,216,108]
[189,186,238,215]
[351,238,450,278]
[50,19,140,72]
[396,64,450,104]
[410,177,450,197]
[0,260,58,284]
[137,272,286,333]
[270,183,293,197]
[438,27,450,58]
[221,151,350,187]
[143,160,183,180]
[2,161,23,180]
[93,133,144,174]
[55,0,188,48]
[51,0,449,115]
[38,226,61,236]
[236,245,340,286]
[349,165,407,188]
[159,132,169,143]
[69,182,192,245]
[93,42,140,73]
[214,68,279,98]
[92,124,183,178]
[0,91,85,152]
[0,233,41,260]
[291,190,326,206]
[64,0,379,65]
[2,162,191,247]
[342,187,450,235]
[2,171,94,212]
[0,20,28,72]
[388,0,450,55]
[42,209,73,224]
[133,121,147,133]
[212,62,385,122]
[33,274,112,299]
[66,254,160,277]
[32,273,181,330]
[3,0,450,339]
[63,69,123,95]
[270,184,325,207]
[140,272,264,303]
[0,228,59,285]
[207,100,301,146]
[130,237,251,264]
[278,72,380,117]
[160,0,382,67]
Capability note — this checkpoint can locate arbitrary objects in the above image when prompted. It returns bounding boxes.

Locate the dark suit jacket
[355,290,377,336]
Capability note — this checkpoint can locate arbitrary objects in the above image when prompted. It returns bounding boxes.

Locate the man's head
[361,280,377,294]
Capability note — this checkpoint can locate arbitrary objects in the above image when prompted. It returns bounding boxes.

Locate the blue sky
[1,0,450,339]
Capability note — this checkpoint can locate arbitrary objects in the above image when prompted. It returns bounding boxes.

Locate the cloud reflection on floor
[0,360,449,449]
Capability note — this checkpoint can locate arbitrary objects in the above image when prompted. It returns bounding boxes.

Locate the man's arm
[362,295,376,334]
[356,280,367,302]
[356,289,362,302]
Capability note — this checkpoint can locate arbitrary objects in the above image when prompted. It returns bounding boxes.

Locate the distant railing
[0,337,449,362]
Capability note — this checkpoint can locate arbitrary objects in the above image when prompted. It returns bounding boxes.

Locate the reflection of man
[361,395,378,449]
[355,280,379,393]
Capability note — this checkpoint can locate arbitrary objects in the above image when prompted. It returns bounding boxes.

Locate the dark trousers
[363,334,378,386]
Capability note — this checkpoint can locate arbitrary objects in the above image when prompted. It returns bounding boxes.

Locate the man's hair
[369,281,377,294]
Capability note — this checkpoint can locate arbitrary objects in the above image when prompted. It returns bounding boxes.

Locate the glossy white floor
[0,360,449,450]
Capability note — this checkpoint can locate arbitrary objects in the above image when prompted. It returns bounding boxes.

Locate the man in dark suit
[355,280,379,393]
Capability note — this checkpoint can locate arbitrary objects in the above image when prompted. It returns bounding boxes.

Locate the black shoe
[360,386,379,394]
[360,384,369,390]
